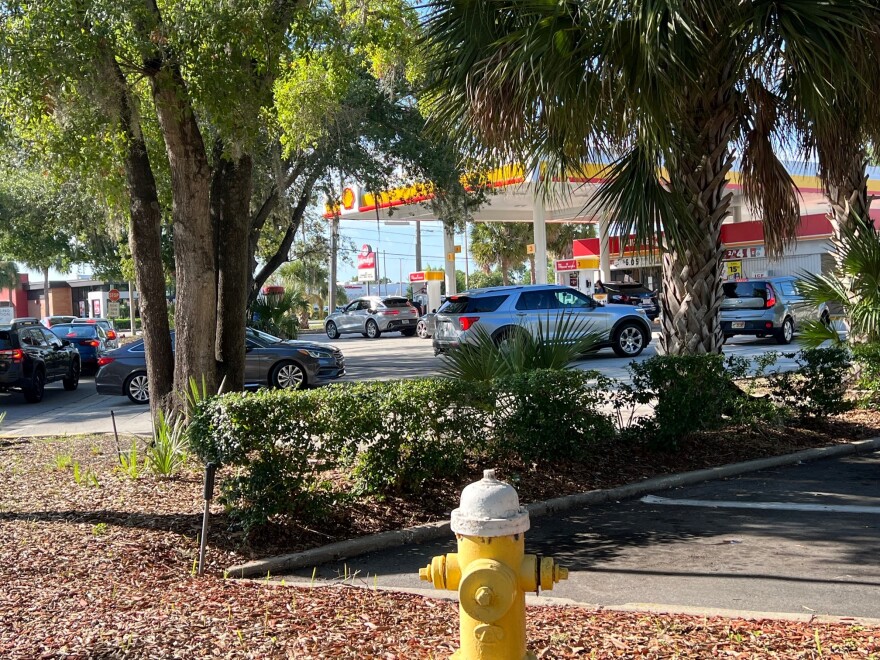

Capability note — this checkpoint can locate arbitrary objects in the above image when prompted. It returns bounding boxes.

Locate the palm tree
[0,261,18,312]
[470,222,531,285]
[424,0,871,355]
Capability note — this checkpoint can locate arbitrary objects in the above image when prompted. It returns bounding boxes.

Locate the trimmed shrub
[490,369,613,461]
[766,347,852,417]
[852,343,880,401]
[622,354,772,450]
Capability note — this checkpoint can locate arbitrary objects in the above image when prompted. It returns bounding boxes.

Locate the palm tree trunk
[660,86,738,355]
[528,254,536,284]
[501,258,510,286]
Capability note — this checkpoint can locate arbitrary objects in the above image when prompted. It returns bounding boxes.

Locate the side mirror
[60,339,71,346]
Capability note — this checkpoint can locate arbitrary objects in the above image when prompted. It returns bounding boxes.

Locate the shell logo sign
[341,187,356,211]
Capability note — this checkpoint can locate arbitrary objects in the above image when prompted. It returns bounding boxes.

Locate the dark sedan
[96,328,345,404]
[596,282,659,321]
[50,323,107,373]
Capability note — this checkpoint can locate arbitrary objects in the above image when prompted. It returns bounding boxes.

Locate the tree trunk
[500,257,510,286]
[659,85,738,355]
[527,254,536,284]
[211,149,252,392]
[42,267,50,317]
[102,45,174,416]
[149,67,217,398]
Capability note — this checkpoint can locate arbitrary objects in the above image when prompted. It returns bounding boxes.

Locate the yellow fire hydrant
[419,469,568,659]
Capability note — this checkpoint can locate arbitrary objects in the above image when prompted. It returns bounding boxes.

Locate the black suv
[0,318,81,403]
[595,281,659,321]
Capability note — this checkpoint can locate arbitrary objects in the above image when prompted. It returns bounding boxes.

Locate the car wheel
[416,320,429,339]
[365,319,381,338]
[272,361,306,390]
[612,322,648,357]
[326,321,339,339]
[125,372,150,404]
[23,368,45,403]
[775,316,794,345]
[62,359,80,391]
[401,328,417,337]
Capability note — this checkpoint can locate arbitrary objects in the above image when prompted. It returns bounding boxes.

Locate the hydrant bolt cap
[450,468,530,537]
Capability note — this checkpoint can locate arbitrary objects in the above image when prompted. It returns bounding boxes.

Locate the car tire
[612,322,648,357]
[23,368,45,403]
[124,372,150,404]
[400,328,417,337]
[775,316,794,345]
[365,319,381,339]
[62,359,80,391]
[326,321,339,339]
[271,361,307,390]
[416,320,429,339]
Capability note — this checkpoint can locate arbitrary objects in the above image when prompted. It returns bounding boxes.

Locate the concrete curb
[227,436,880,578]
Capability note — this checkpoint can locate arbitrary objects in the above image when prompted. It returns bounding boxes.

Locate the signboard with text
[610,254,661,269]
[108,288,121,302]
[0,307,13,322]
[357,244,377,283]
[107,302,121,318]
[724,260,744,280]
[724,246,764,260]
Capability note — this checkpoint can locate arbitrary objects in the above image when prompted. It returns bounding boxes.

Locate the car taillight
[97,356,115,367]
[460,316,480,331]
[107,330,117,340]
[619,295,631,303]
[765,284,777,309]
[80,340,100,347]
[0,349,24,362]
[379,309,400,315]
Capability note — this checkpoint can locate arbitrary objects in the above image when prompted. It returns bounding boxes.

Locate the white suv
[432,285,653,358]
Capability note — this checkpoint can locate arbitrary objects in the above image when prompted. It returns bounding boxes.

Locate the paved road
[281,452,880,619]
[0,333,800,437]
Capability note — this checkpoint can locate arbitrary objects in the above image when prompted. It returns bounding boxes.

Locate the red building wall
[0,273,29,316]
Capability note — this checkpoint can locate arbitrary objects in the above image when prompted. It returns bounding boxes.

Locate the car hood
[279,340,340,352]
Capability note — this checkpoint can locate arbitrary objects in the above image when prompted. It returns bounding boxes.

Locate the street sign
[0,307,13,322]
[107,302,121,318]
[108,289,121,302]
[724,260,743,280]
[447,252,455,262]
[526,244,535,254]
[454,245,462,253]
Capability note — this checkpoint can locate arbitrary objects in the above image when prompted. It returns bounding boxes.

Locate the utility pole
[415,220,422,272]
[463,220,470,290]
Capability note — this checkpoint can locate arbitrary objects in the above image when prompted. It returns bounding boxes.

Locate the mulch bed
[1,411,879,657]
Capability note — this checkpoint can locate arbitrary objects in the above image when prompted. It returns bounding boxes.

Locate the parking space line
[641,495,880,515]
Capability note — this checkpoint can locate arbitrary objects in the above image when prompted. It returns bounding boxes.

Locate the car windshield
[246,327,284,343]
[381,298,410,307]
[51,325,98,338]
[722,281,768,300]
[440,295,509,314]
[0,330,12,349]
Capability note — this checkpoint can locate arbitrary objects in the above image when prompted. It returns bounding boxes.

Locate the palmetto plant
[440,311,602,382]
[424,0,872,355]
[798,224,880,348]
[247,289,309,340]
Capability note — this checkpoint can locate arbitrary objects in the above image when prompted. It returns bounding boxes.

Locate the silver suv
[432,285,653,358]
[325,296,420,339]
[721,276,829,344]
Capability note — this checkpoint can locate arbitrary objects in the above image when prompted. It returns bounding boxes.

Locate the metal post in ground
[198,462,217,576]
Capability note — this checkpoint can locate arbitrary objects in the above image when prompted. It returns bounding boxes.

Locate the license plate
[640,301,652,307]
[732,321,745,329]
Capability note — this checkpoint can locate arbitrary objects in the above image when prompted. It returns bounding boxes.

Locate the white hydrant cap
[450,469,530,537]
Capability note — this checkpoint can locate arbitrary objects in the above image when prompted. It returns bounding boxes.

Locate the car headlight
[298,349,330,359]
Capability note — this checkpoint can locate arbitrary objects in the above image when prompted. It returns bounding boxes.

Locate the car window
[40,328,63,347]
[246,327,283,343]
[127,341,146,353]
[245,338,262,349]
[722,281,768,300]
[22,328,48,347]
[554,289,594,308]
[779,282,797,297]
[441,295,509,314]
[359,300,372,311]
[606,284,652,295]
[515,291,558,311]
[381,298,410,307]
[51,325,98,339]
[0,330,12,350]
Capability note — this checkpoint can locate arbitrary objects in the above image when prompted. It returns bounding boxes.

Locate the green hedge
[188,371,611,530]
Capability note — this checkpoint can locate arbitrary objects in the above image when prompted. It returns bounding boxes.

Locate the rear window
[441,295,509,314]
[51,325,97,338]
[722,281,769,300]
[381,298,410,308]
[0,330,12,350]
[606,283,653,295]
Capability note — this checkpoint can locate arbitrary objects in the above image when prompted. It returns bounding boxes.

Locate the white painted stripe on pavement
[640,495,880,515]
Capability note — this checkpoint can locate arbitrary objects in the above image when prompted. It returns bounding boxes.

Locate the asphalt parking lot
[0,333,801,437]
[282,451,880,619]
